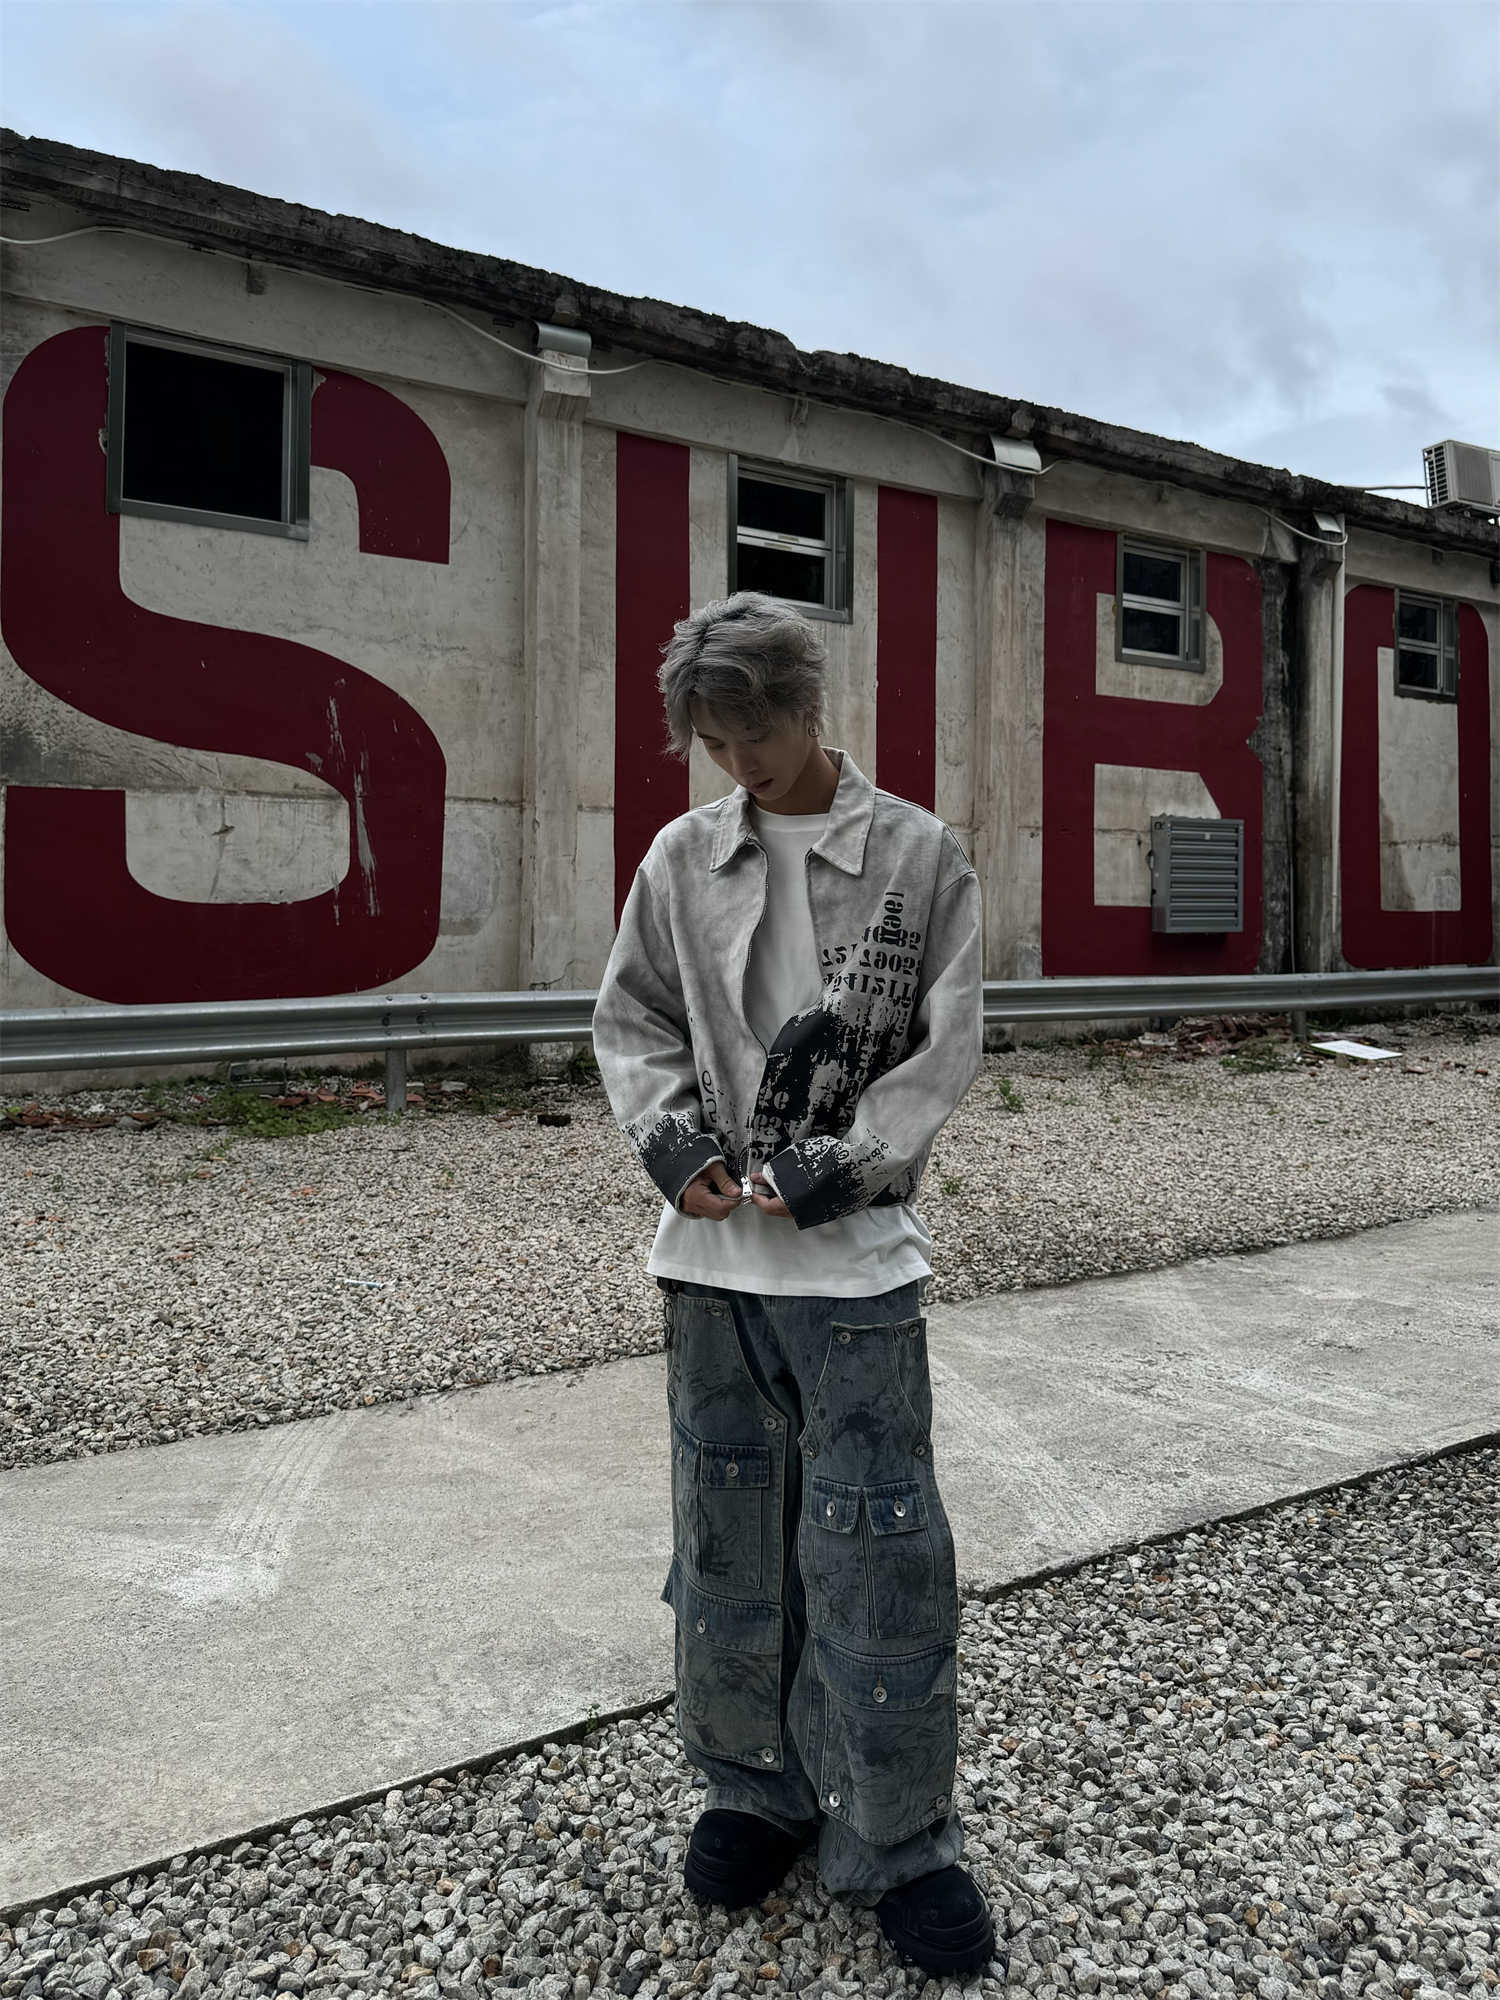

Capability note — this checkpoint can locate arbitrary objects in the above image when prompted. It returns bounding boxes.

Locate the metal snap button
[893,1500,907,1519]
[763,1416,779,1431]
[825,1500,836,1518]
[696,1617,706,1634]
[933,1795,948,1809]
[827,1791,841,1808]
[726,1461,739,1479]
[872,1684,887,1704]
[837,1331,852,1344]
[761,1748,776,1764]
[914,1443,927,1458]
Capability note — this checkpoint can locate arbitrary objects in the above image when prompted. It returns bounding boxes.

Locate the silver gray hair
[657,591,827,760]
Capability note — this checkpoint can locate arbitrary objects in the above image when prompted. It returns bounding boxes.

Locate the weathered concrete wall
[2,185,1495,1087]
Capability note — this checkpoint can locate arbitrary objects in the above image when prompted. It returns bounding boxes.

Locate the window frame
[727,456,852,622]
[106,321,313,541]
[1392,589,1459,702]
[1115,534,1205,672]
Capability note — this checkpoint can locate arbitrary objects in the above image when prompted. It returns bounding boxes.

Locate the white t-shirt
[646,806,933,1298]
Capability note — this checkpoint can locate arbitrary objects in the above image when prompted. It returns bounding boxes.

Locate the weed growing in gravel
[566,1045,602,1085]
[1221,1037,1298,1075]
[187,1088,361,1139]
[940,1174,964,1195]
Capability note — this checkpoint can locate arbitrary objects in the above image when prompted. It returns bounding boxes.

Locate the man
[591,590,1000,1977]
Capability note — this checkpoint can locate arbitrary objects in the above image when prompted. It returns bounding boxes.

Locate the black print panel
[749,888,926,1161]
[767,1134,869,1226]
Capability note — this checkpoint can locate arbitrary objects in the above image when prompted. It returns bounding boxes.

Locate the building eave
[4,127,1496,562]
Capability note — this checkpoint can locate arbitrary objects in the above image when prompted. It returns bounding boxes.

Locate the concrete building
[2,129,1496,1026]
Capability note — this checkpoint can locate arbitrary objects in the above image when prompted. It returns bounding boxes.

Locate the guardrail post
[1290,1009,1309,1044]
[384,1046,408,1116]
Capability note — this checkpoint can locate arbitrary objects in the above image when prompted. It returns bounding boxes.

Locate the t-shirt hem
[644,1249,933,1298]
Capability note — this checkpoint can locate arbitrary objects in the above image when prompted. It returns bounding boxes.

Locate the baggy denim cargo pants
[657,1276,965,1902]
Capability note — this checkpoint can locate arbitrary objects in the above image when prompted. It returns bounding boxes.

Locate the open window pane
[738,477,827,540]
[738,542,827,605]
[1123,548,1184,603]
[1122,607,1182,656]
[123,341,286,521]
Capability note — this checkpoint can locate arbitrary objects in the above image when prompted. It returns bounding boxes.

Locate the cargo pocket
[662,1556,783,1774]
[696,1438,771,1593]
[800,1474,868,1640]
[865,1478,940,1639]
[814,1633,958,1846]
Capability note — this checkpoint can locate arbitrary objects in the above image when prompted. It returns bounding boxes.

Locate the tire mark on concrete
[0,1411,357,1611]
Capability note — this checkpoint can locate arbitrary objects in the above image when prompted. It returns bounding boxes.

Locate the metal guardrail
[983,966,1497,1022]
[2,968,1494,1109]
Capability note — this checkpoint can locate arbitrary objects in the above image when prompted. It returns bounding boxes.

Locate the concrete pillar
[1294,527,1345,972]
[972,464,1038,1016]
[520,333,591,1025]
[1252,556,1296,974]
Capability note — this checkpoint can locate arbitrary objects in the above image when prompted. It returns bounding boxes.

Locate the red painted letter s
[2,327,451,1002]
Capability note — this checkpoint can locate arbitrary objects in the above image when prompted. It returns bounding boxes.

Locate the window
[1393,591,1459,700]
[728,458,850,618]
[1116,537,1204,669]
[107,323,312,538]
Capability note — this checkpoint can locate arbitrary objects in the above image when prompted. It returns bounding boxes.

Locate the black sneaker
[875,1864,1002,1976]
[683,1808,818,1909]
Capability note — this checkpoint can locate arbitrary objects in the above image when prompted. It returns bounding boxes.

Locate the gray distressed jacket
[592,748,984,1232]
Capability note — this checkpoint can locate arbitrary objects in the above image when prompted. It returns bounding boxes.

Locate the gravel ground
[3,1011,1496,1472]
[4,1443,1496,1998]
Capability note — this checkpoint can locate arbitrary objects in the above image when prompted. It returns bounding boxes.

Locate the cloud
[3,0,1493,484]
[5,0,440,218]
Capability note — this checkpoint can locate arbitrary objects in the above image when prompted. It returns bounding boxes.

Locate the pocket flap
[813,1634,956,1712]
[866,1481,928,1535]
[699,1440,771,1490]
[808,1475,860,1534]
[661,1557,781,1655]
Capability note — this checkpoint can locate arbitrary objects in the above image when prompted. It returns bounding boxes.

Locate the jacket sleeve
[765,860,983,1229]
[591,843,725,1211]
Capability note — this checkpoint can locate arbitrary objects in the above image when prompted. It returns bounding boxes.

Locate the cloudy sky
[5,0,1495,488]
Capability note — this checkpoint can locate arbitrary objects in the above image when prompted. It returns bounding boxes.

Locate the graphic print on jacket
[748,890,925,1219]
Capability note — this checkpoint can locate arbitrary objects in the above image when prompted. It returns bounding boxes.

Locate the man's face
[689,702,821,809]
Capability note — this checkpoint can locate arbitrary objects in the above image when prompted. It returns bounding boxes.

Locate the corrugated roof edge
[3,126,1496,562]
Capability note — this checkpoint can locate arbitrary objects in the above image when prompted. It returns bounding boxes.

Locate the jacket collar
[708,747,874,876]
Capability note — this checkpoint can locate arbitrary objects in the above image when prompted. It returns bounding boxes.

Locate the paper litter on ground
[1311,1038,1402,1060]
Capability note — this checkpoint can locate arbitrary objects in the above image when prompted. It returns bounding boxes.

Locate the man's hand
[749,1171,791,1218]
[679,1162,743,1220]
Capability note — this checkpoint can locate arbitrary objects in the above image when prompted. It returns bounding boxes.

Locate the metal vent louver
[1149,817,1244,933]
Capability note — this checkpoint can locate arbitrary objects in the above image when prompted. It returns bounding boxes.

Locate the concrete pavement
[3,1208,1496,1911]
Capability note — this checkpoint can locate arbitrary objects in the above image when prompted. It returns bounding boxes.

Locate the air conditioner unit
[1423,440,1500,513]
